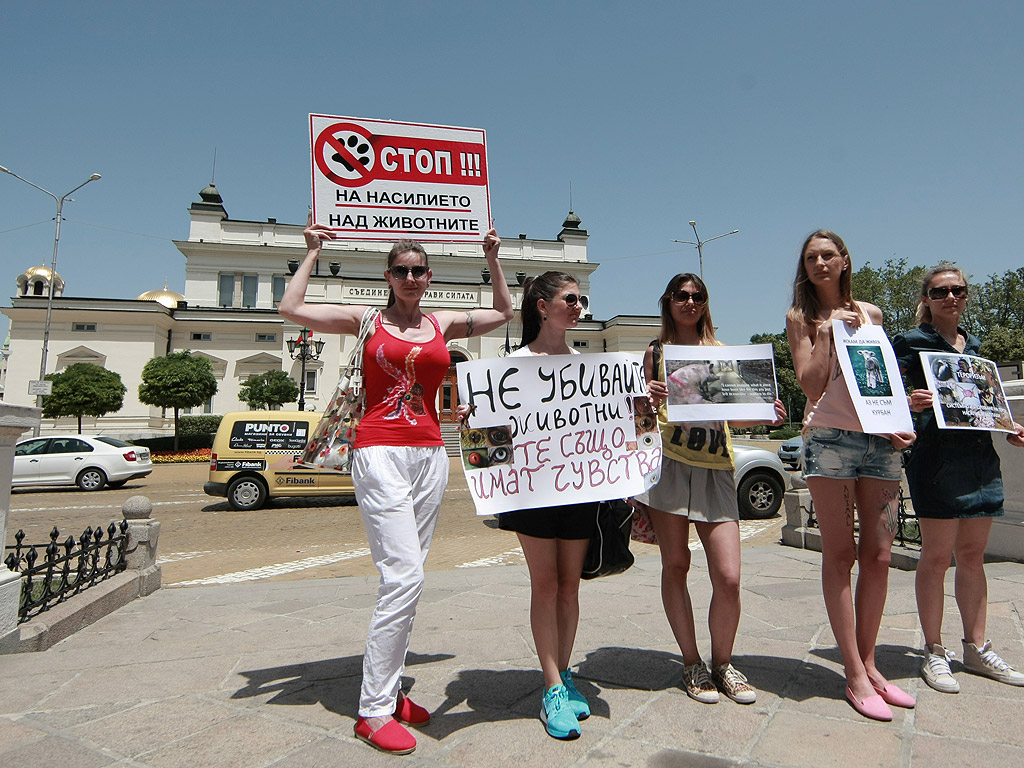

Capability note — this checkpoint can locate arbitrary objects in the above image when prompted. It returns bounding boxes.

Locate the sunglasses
[562,293,589,309]
[670,289,707,305]
[389,265,429,280]
[926,285,968,300]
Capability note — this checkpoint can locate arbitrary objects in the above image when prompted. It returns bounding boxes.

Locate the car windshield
[95,437,133,448]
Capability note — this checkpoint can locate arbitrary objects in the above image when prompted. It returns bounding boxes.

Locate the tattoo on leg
[844,485,853,528]
[881,490,898,535]
[465,310,474,337]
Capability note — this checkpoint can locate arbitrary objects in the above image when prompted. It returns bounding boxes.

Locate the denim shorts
[802,427,902,482]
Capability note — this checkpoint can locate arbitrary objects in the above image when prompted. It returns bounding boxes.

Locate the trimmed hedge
[179,415,222,435]
[768,425,802,440]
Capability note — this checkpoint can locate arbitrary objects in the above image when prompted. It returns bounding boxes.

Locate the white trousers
[352,445,449,718]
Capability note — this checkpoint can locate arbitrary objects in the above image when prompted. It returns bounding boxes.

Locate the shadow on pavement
[231,651,454,719]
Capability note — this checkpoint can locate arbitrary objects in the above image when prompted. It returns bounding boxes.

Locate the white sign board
[28,380,52,396]
[310,114,490,242]
[919,351,1015,432]
[664,343,778,422]
[456,353,662,515]
[832,321,913,434]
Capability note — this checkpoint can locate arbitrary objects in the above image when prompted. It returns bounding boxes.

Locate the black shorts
[497,501,598,540]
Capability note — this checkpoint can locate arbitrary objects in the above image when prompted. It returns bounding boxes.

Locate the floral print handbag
[298,309,379,472]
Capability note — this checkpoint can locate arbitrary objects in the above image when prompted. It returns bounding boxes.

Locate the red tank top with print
[355,312,449,448]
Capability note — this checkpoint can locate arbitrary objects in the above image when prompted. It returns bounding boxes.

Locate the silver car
[13,435,152,491]
[777,435,804,470]
[733,444,790,519]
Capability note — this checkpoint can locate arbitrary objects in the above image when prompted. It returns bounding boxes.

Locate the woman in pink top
[786,230,915,722]
[280,215,513,755]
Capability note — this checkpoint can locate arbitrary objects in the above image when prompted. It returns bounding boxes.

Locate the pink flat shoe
[846,686,893,722]
[873,682,916,709]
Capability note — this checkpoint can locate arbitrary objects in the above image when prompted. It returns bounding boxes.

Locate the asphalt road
[6,454,791,587]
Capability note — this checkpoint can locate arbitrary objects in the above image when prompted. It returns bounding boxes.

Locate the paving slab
[2,546,1023,767]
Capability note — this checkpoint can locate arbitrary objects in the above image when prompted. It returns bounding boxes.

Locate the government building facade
[1,185,657,437]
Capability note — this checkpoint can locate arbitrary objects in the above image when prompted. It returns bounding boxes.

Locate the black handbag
[581,498,635,579]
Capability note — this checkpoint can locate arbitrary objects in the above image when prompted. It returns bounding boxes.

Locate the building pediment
[55,346,105,369]
[235,352,283,378]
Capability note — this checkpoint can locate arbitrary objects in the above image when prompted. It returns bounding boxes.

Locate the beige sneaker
[682,661,719,704]
[962,640,1024,686]
[712,662,757,704]
[922,644,959,693]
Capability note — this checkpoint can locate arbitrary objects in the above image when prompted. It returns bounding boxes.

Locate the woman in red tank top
[280,214,513,755]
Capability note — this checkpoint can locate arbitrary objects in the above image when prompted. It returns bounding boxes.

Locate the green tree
[978,326,1024,363]
[850,257,927,338]
[749,331,804,426]
[42,363,126,434]
[968,267,1024,340]
[138,351,218,449]
[238,369,299,410]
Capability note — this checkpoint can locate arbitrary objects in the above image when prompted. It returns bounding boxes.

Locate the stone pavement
[2,546,1024,768]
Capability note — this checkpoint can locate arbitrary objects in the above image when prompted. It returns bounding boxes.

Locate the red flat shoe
[846,686,893,722]
[394,693,431,726]
[872,682,916,709]
[354,716,417,755]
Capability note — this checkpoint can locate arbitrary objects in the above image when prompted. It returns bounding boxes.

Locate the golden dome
[21,265,61,281]
[137,285,185,309]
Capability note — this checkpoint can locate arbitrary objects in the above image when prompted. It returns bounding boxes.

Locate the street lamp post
[0,166,101,436]
[672,220,739,281]
[287,329,325,411]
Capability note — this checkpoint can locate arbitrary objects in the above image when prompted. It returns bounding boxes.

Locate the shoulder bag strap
[347,308,379,399]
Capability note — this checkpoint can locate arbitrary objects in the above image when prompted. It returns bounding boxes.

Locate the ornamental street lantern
[287,329,325,411]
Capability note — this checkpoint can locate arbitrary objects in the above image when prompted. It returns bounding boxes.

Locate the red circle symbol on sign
[314,122,377,187]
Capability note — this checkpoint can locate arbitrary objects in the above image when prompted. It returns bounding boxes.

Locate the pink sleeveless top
[802,306,868,434]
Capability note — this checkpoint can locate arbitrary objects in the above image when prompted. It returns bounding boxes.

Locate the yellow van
[204,411,355,510]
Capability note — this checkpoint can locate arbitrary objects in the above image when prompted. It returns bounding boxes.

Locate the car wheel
[77,468,107,491]
[737,471,784,519]
[228,476,268,511]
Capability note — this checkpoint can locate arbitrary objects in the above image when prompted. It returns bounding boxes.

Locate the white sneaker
[922,644,959,693]
[962,640,1024,686]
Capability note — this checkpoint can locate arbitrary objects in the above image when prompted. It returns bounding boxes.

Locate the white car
[13,435,152,491]
[733,444,790,519]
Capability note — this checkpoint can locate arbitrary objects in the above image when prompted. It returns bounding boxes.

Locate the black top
[892,322,990,448]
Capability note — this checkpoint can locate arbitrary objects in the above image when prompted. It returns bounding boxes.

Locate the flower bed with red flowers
[151,448,212,464]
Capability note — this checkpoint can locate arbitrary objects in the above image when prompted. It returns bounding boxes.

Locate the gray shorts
[633,458,738,523]
[802,427,902,482]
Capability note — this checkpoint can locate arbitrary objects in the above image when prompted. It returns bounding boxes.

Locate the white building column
[0,404,40,650]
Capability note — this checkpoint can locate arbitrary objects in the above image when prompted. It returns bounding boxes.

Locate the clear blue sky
[3,1,1021,346]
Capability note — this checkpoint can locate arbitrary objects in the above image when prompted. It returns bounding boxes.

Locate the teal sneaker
[559,669,591,720]
[539,684,581,740]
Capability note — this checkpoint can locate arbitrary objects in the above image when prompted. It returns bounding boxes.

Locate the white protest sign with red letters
[310,114,490,242]
[455,353,662,515]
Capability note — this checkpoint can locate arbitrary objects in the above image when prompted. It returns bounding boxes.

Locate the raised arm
[438,229,514,341]
[278,212,368,336]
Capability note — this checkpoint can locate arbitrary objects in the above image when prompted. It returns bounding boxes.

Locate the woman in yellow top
[637,272,785,706]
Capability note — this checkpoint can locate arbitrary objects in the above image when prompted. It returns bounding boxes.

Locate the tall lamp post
[672,220,739,281]
[287,329,325,411]
[0,166,102,436]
